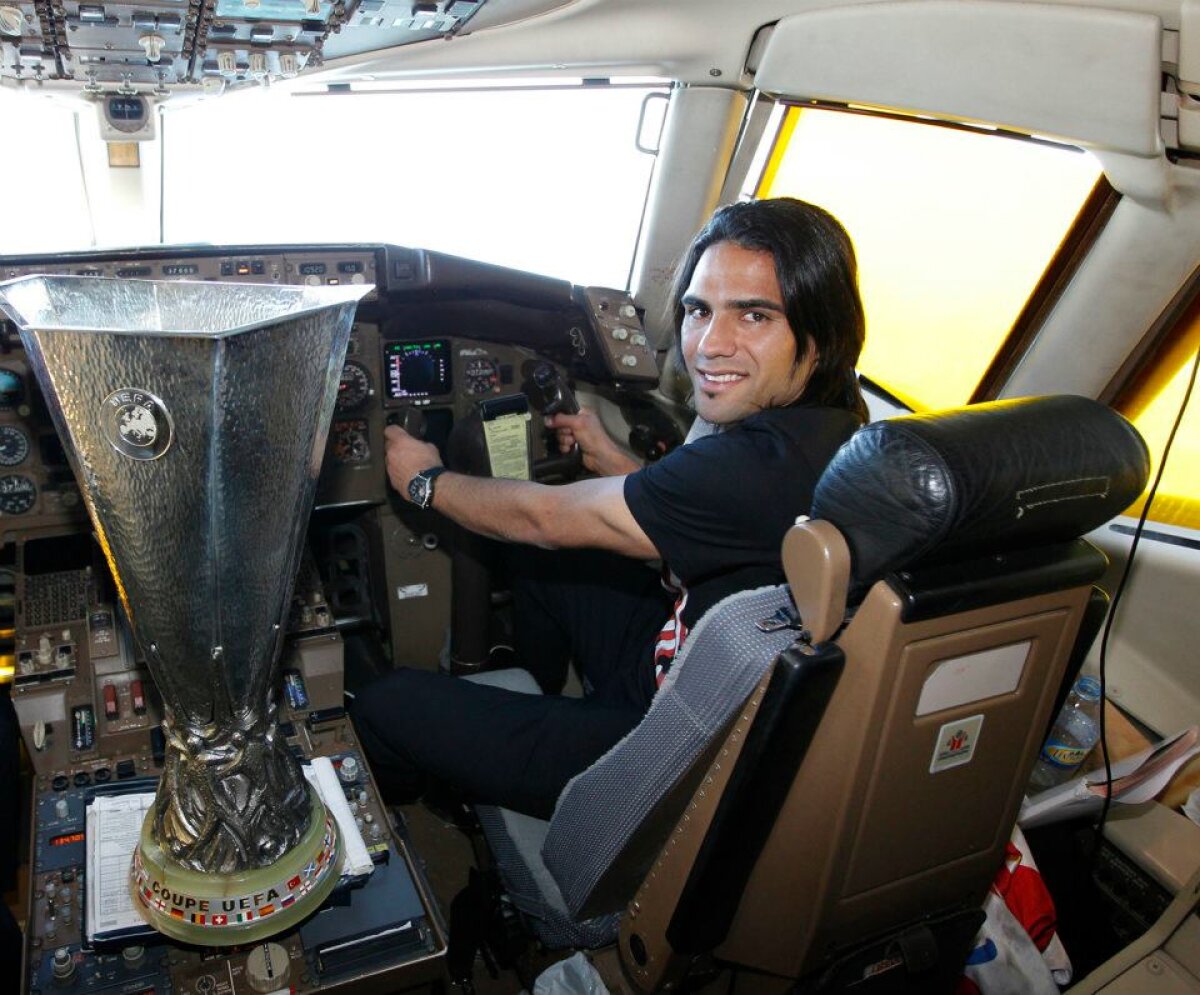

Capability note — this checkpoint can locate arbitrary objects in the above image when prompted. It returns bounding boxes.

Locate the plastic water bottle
[1028,675,1102,791]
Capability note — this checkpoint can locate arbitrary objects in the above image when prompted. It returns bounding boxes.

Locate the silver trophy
[0,275,370,943]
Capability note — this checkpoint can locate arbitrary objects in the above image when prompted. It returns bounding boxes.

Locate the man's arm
[384,426,658,558]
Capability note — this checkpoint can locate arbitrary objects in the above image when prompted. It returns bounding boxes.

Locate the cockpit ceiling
[0,0,571,92]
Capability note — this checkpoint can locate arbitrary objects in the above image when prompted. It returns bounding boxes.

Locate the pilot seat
[460,394,1150,993]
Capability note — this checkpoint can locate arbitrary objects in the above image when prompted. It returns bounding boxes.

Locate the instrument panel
[1,249,380,297]
[0,357,86,540]
[0,240,658,513]
[0,238,661,667]
[318,325,574,509]
[0,243,658,387]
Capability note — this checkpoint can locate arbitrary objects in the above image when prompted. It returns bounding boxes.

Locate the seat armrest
[782,519,850,643]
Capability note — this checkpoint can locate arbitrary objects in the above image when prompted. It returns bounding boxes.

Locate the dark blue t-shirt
[623,405,859,683]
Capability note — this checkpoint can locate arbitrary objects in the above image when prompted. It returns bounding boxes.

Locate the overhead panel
[0,0,489,91]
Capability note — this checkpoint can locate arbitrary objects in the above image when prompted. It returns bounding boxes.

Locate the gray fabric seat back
[467,585,802,946]
[541,583,803,920]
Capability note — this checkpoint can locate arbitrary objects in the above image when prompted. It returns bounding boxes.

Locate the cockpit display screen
[384,341,451,399]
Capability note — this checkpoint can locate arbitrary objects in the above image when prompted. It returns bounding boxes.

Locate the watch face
[408,474,430,507]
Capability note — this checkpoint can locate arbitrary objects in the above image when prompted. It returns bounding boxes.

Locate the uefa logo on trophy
[0,275,370,943]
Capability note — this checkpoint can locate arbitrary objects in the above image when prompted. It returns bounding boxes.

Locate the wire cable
[1094,341,1200,839]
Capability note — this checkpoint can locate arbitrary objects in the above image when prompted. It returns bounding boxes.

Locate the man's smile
[698,369,747,386]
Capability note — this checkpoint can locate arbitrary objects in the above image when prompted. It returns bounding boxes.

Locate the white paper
[86,792,155,940]
[303,756,374,877]
[483,411,532,480]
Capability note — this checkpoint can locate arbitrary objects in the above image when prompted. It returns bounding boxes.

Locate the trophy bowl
[0,274,370,943]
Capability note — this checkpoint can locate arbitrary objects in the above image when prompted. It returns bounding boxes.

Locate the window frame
[1103,266,1200,529]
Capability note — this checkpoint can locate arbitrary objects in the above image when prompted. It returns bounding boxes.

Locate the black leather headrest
[811,395,1150,595]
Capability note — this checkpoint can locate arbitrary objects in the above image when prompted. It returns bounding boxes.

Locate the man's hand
[385,425,443,503]
[546,409,641,477]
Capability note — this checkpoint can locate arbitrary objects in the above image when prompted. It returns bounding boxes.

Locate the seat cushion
[474,804,621,949]
[464,667,543,695]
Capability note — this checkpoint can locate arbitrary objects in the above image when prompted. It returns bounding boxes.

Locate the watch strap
[409,465,447,509]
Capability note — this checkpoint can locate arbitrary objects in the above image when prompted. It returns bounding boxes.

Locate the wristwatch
[407,465,447,509]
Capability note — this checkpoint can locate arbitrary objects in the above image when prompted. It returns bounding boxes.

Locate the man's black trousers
[351,547,670,820]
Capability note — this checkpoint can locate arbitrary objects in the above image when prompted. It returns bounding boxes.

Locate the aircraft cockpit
[1,0,1200,992]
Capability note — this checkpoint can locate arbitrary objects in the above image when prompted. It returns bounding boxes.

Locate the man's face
[680,241,817,425]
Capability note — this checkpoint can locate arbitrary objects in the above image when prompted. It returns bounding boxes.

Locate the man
[352,197,867,819]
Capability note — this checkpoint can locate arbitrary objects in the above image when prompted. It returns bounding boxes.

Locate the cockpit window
[0,99,92,253]
[1118,297,1200,531]
[753,106,1104,411]
[161,81,666,289]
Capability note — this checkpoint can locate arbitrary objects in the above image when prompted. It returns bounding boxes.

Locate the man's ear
[801,334,820,369]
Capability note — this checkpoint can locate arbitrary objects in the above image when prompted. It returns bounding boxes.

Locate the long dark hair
[671,198,868,422]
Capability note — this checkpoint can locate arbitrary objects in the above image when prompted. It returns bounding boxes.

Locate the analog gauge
[336,361,371,412]
[331,420,370,464]
[463,358,501,396]
[0,369,22,411]
[0,426,28,466]
[0,474,36,515]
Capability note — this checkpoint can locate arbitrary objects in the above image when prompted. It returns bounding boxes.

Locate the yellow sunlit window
[757,107,1104,411]
[1121,304,1200,530]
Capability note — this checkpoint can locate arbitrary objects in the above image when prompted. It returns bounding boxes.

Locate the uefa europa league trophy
[0,275,370,944]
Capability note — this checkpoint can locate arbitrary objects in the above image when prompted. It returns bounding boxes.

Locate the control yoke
[530,363,583,480]
[532,362,580,417]
[385,406,427,439]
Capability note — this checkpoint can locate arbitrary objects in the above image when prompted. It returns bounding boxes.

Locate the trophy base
[130,785,342,946]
